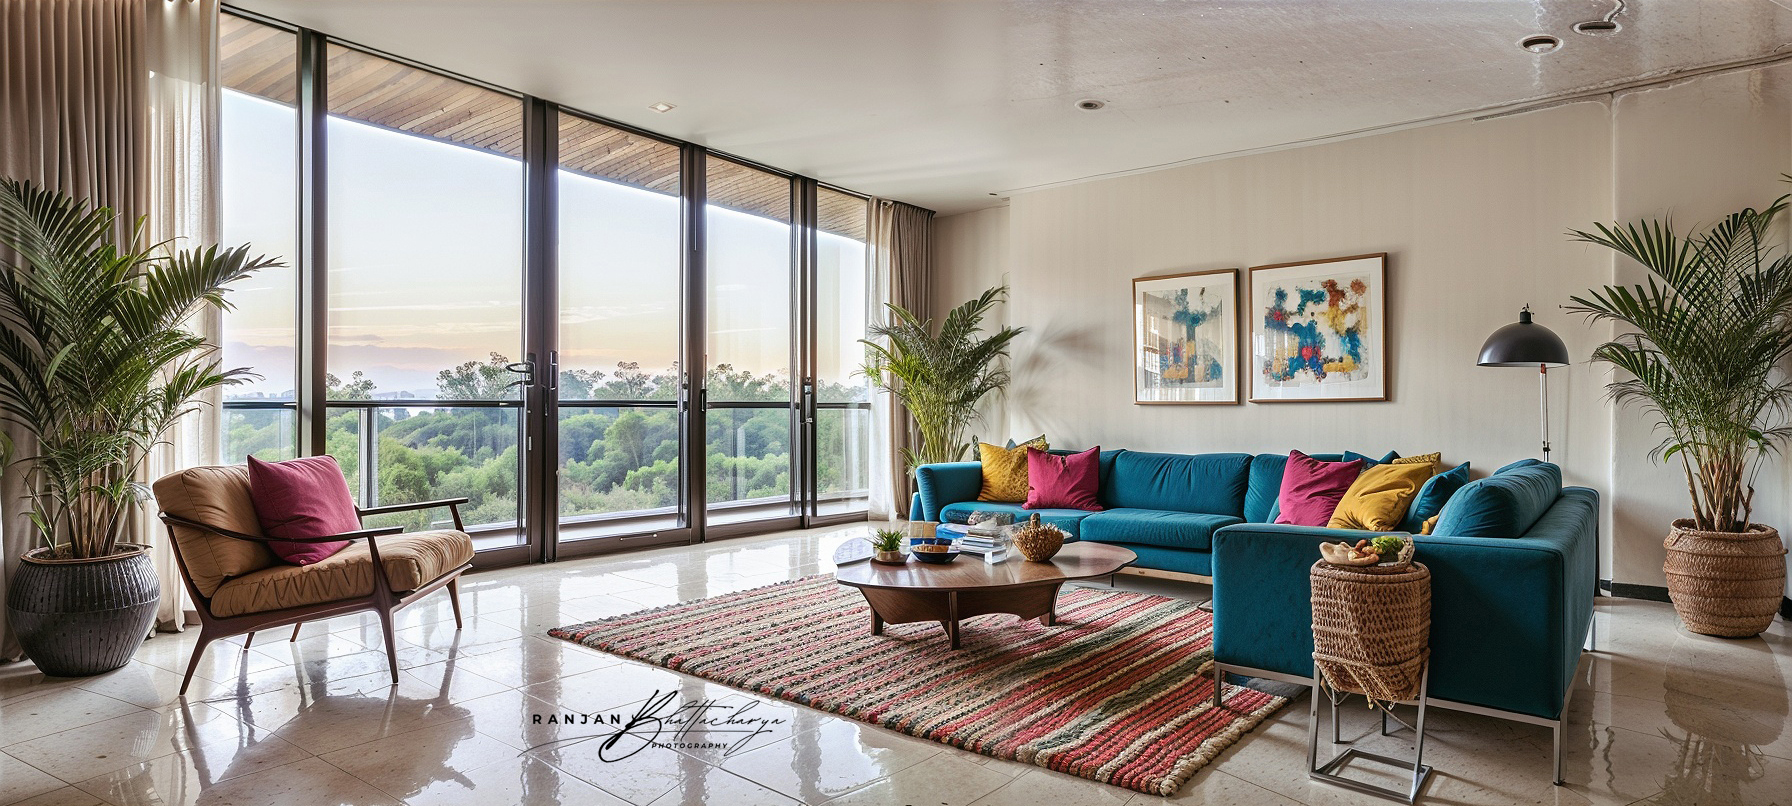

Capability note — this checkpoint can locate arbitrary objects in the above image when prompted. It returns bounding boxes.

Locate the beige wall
[932,205,1013,441]
[1608,66,1792,587]
[930,63,1792,590]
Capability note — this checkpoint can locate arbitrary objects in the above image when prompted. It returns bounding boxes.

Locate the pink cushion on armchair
[1274,450,1365,526]
[247,455,362,565]
[1024,446,1104,511]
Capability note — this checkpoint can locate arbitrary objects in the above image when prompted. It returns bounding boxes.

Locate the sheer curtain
[0,0,219,659]
[865,199,933,522]
[141,0,221,632]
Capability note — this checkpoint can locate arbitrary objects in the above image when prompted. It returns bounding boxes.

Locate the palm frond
[0,178,279,557]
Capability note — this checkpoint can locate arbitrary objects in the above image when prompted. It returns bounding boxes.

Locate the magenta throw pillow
[1274,450,1365,527]
[1024,446,1104,511]
[247,455,362,565]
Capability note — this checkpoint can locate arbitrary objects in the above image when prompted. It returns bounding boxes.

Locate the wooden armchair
[151,465,475,696]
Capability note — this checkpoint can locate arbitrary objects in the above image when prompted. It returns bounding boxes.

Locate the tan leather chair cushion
[151,465,275,597]
[209,529,474,618]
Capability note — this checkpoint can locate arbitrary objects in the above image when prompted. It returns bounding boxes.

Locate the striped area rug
[548,574,1286,795]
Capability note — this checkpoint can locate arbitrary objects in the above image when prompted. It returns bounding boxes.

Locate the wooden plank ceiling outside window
[220,14,865,238]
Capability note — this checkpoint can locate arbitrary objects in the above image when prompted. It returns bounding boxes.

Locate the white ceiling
[234,0,1792,215]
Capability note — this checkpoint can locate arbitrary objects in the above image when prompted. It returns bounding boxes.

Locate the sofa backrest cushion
[1431,461,1562,538]
[1344,450,1400,467]
[151,465,277,598]
[1106,451,1252,516]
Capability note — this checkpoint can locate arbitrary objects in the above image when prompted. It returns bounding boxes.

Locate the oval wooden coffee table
[835,542,1136,649]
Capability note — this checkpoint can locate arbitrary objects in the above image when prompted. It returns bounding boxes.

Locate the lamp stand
[1538,364,1551,461]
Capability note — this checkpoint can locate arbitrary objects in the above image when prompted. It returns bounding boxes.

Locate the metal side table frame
[1307,664,1433,804]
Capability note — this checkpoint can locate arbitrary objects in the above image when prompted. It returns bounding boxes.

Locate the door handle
[504,359,534,389]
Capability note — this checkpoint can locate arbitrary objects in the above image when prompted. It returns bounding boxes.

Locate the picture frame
[1247,253,1389,403]
[1132,268,1242,405]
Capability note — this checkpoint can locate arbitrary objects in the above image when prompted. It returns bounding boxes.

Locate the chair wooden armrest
[159,512,403,544]
[357,497,470,531]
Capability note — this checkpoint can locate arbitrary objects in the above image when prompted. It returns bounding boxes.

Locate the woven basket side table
[1307,542,1434,804]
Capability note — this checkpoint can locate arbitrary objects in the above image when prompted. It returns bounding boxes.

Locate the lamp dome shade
[1478,309,1570,367]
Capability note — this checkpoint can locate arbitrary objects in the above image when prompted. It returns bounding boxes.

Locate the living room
[1,1,1789,805]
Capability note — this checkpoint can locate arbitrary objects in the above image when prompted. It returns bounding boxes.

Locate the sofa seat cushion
[937,501,1089,539]
[1080,509,1244,551]
[209,530,474,618]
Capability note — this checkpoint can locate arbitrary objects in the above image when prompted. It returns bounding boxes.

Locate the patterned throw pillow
[979,436,1048,501]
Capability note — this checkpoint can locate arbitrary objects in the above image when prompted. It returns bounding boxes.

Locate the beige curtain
[865,199,933,521]
[0,0,219,659]
[140,0,220,632]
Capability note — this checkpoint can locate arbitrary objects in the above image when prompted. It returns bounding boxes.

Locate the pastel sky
[220,90,864,400]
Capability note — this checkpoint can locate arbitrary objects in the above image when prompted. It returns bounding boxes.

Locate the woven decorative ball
[1012,514,1064,562]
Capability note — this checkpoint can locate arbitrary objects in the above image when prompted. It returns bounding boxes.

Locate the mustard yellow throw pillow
[1421,514,1440,535]
[1327,462,1434,531]
[979,437,1047,501]
[1392,452,1442,472]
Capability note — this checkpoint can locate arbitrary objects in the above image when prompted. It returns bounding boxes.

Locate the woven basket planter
[1310,542,1431,702]
[1663,519,1786,638]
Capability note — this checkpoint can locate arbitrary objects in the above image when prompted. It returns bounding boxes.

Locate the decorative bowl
[1014,524,1066,562]
[909,541,961,564]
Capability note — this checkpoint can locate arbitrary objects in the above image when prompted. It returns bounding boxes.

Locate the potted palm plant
[0,179,276,675]
[861,285,1024,470]
[1568,189,1792,637]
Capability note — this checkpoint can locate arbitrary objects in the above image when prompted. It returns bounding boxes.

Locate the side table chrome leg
[1309,664,1433,805]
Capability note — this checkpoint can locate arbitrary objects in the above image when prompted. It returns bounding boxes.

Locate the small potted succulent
[870,529,907,564]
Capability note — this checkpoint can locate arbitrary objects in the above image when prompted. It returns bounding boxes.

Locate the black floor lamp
[1478,306,1571,461]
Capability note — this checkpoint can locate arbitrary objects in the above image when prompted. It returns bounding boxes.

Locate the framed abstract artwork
[1248,253,1388,403]
[1133,269,1241,405]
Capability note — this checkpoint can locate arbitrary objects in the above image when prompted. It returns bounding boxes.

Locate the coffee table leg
[948,591,960,649]
[871,608,884,636]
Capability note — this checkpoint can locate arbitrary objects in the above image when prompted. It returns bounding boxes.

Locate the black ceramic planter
[6,543,159,677]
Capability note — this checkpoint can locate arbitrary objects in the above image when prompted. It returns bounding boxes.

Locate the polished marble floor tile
[2,522,1787,806]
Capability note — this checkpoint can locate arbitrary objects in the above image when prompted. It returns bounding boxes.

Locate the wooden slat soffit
[220,14,864,236]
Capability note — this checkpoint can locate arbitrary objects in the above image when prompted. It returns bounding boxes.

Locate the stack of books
[935,522,1010,563]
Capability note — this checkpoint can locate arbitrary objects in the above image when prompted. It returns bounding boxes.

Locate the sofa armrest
[914,462,983,522]
[1213,503,1595,720]
[1210,523,1403,683]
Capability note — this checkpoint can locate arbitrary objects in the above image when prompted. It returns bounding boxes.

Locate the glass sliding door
[219,15,300,462]
[813,187,872,517]
[324,44,528,549]
[704,158,797,527]
[554,112,685,543]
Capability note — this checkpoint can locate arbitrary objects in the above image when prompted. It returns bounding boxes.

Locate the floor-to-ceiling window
[704,158,796,526]
[216,8,880,564]
[323,44,527,546]
[814,187,872,516]
[219,15,300,462]
[555,112,684,539]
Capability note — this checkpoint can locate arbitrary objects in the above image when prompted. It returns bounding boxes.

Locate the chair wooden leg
[290,623,302,642]
[377,606,400,686]
[180,631,216,697]
[242,631,255,651]
[447,578,464,630]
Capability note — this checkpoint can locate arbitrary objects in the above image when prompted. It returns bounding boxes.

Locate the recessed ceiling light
[1075,99,1106,111]
[1572,19,1620,36]
[648,102,676,113]
[1519,35,1561,54]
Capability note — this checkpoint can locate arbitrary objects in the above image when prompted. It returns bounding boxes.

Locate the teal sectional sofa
[911,449,1597,784]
